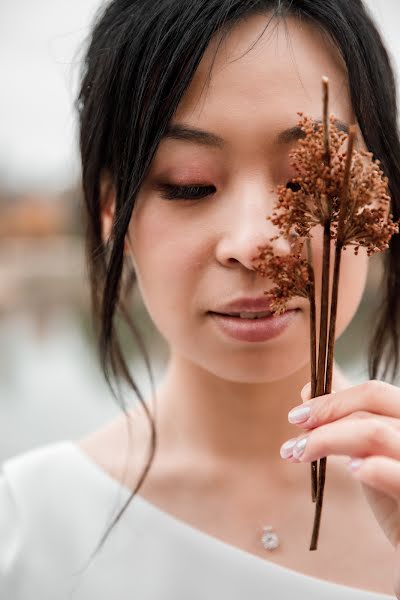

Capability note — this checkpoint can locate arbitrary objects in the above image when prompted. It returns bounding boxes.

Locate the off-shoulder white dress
[0,441,396,599]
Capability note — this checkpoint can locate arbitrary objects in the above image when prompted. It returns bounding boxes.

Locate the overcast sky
[0,0,399,193]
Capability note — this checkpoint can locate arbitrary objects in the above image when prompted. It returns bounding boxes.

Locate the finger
[293,410,400,433]
[286,412,400,463]
[349,456,400,548]
[291,380,400,430]
[350,455,400,503]
[290,418,400,463]
[283,414,400,461]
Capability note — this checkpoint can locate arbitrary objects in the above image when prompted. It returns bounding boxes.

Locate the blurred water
[0,292,380,464]
[0,307,166,463]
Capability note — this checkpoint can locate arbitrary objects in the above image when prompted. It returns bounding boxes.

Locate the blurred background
[0,0,399,463]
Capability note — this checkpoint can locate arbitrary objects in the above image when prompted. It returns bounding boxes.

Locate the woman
[1,0,400,598]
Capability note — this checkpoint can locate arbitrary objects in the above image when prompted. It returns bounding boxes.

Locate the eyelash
[157,180,300,201]
[158,184,216,201]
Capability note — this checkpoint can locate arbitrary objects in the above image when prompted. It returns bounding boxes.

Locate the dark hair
[77,0,400,559]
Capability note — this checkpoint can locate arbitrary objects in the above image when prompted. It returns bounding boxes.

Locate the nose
[215,182,294,270]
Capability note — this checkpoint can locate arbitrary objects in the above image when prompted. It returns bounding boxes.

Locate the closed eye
[157,184,216,201]
[157,180,300,200]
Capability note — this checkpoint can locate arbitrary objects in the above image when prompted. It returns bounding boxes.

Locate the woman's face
[125,13,368,383]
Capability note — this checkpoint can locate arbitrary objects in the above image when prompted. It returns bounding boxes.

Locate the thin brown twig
[322,76,331,165]
[309,78,332,550]
[310,125,357,551]
[325,126,357,393]
[309,218,330,551]
[306,238,318,502]
[315,219,331,401]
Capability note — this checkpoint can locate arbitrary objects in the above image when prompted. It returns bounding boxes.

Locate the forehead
[173,13,353,138]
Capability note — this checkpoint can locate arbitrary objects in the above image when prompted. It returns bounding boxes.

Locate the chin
[205,358,310,384]
[190,340,311,384]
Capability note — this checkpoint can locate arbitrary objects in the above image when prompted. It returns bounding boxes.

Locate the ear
[100,170,116,245]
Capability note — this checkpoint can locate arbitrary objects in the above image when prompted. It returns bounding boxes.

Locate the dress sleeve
[0,442,126,599]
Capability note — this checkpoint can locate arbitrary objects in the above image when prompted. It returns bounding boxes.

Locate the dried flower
[253,75,399,552]
[270,114,399,255]
[253,245,310,314]
[270,113,348,239]
[333,152,398,255]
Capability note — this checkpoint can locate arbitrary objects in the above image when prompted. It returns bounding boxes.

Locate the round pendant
[261,525,280,550]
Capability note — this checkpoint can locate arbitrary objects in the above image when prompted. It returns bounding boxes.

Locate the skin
[124,14,367,467]
[83,12,398,595]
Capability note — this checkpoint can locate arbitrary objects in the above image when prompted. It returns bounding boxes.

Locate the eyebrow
[276,119,349,144]
[162,119,350,148]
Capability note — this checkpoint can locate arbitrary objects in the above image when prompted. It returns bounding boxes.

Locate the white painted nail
[288,405,311,424]
[280,439,298,459]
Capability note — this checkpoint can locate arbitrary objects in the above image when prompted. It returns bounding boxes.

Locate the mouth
[208,310,273,319]
[207,309,300,343]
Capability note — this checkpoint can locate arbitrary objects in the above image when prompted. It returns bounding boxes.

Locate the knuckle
[351,410,372,420]
[314,398,337,425]
[365,419,390,450]
[363,379,386,397]
[358,380,387,408]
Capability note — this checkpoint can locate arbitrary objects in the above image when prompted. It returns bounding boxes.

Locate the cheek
[128,201,208,336]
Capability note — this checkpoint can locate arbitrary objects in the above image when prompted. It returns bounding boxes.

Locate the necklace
[261,525,280,550]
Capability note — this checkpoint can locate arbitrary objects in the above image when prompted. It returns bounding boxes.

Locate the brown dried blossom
[253,245,310,315]
[270,113,399,254]
[253,75,399,552]
[270,113,347,238]
[333,151,398,255]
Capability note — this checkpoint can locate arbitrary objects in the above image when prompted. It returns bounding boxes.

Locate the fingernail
[293,437,308,459]
[347,458,364,472]
[288,405,311,424]
[280,438,298,459]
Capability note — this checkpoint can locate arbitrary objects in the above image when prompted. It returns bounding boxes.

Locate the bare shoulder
[76,405,152,492]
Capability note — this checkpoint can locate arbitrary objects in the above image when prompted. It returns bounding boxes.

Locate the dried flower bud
[253,245,310,314]
[270,113,399,254]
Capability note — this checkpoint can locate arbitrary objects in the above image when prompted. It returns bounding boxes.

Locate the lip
[208,309,300,343]
[211,296,275,314]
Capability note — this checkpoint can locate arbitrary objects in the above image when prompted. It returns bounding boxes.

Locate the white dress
[0,441,396,599]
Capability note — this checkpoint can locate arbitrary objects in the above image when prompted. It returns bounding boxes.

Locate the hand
[280,380,400,596]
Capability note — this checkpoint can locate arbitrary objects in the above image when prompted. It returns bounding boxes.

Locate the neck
[154,353,349,471]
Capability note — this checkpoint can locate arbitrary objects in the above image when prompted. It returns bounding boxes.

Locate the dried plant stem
[316,220,331,398]
[309,218,331,551]
[322,77,331,165]
[309,76,332,549]
[310,454,328,549]
[325,126,356,393]
[309,126,357,551]
[306,238,318,502]
[310,243,344,549]
[325,241,343,394]
[316,78,331,400]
